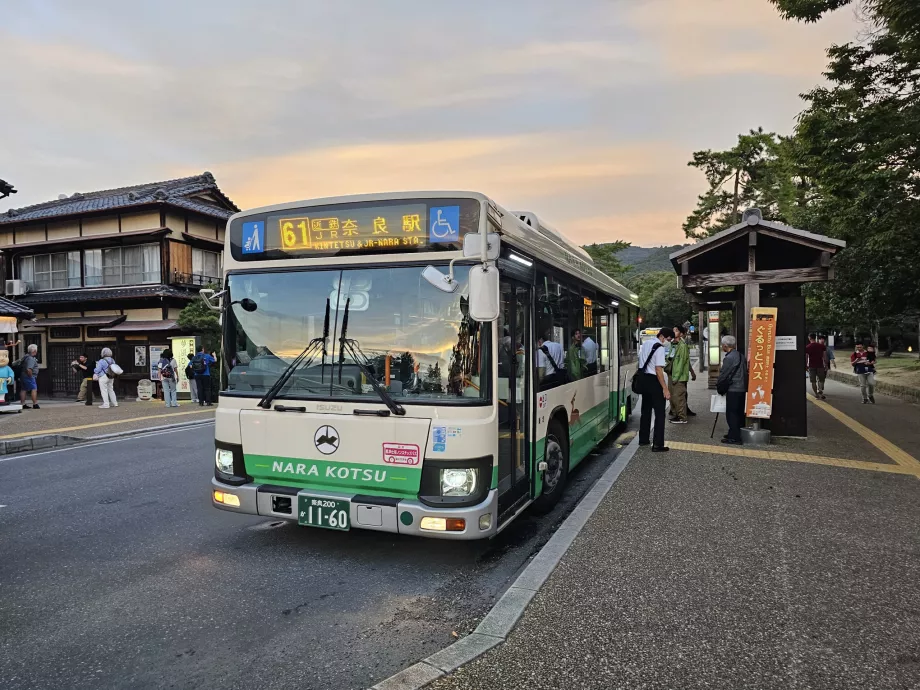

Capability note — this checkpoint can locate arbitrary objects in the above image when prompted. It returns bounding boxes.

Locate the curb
[827,370,920,404]
[370,434,641,690]
[0,418,215,456]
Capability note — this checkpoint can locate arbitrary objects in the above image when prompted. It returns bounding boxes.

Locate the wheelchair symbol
[430,209,454,238]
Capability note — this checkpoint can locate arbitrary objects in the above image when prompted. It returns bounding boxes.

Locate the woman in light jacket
[157,348,180,408]
[93,347,119,409]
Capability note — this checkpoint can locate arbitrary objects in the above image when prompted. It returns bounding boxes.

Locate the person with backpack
[191,346,216,406]
[92,347,122,409]
[638,327,674,452]
[185,353,199,403]
[157,348,180,408]
[717,336,747,445]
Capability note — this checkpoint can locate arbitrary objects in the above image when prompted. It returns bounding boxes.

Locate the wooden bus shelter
[669,209,845,437]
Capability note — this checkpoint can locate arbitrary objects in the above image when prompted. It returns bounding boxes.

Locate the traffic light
[0,179,17,200]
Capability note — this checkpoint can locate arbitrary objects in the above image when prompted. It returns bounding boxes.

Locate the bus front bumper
[210,477,498,539]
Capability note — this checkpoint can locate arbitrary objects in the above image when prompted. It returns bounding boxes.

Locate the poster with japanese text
[745,307,778,419]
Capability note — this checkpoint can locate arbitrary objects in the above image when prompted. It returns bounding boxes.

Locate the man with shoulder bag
[716,335,747,445]
[636,327,674,452]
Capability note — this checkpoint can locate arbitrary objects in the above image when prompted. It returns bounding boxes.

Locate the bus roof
[228,190,639,307]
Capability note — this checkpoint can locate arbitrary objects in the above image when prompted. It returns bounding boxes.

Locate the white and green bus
[208,192,639,539]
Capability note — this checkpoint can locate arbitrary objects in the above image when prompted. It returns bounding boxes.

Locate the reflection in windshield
[225,266,487,402]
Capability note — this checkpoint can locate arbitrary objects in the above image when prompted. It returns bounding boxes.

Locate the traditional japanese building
[0,172,238,397]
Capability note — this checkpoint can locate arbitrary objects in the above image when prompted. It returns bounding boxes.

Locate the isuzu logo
[314,425,340,455]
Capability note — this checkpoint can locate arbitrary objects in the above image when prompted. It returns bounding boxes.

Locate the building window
[84,244,159,287]
[86,326,109,339]
[50,326,80,339]
[192,248,221,284]
[19,252,80,291]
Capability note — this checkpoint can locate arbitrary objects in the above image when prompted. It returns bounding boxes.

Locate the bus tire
[533,419,568,514]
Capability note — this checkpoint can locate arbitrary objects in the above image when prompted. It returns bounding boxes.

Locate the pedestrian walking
[717,335,747,444]
[819,335,836,370]
[805,333,827,399]
[19,343,40,410]
[158,348,180,408]
[93,347,121,409]
[72,354,93,405]
[638,327,673,452]
[851,343,876,403]
[668,325,697,424]
[186,353,199,403]
[191,346,216,406]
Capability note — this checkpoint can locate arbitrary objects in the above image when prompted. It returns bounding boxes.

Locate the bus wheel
[533,420,568,514]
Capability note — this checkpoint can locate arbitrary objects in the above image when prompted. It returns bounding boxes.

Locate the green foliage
[177,295,221,352]
[618,245,689,276]
[627,271,692,327]
[582,241,630,280]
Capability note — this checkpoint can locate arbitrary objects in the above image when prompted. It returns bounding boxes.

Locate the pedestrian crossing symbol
[429,206,460,244]
[242,221,264,254]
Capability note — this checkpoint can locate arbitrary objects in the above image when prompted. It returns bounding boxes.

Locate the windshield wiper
[258,298,330,409]
[337,298,406,416]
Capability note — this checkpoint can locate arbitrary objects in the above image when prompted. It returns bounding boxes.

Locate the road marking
[0,408,215,440]
[0,423,214,462]
[667,441,919,477]
[807,394,920,473]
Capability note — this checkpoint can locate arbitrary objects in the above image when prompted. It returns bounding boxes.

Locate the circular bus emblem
[314,425,340,455]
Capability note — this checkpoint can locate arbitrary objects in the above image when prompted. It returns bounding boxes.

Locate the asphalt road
[0,424,627,690]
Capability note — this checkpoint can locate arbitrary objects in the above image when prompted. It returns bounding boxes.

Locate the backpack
[105,358,123,377]
[185,363,195,380]
[160,359,174,380]
[191,355,206,375]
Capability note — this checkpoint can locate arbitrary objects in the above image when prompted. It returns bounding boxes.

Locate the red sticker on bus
[382,443,420,466]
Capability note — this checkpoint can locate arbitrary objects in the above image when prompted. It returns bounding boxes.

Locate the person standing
[638,327,673,452]
[566,329,585,380]
[668,325,697,424]
[93,347,119,409]
[582,331,599,376]
[158,348,180,408]
[717,335,747,444]
[819,335,836,371]
[192,346,216,406]
[851,343,876,403]
[805,333,827,399]
[19,343,40,410]
[186,353,199,403]
[72,354,93,405]
[537,330,566,389]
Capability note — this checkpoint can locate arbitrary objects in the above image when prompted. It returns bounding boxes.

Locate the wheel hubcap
[544,437,563,491]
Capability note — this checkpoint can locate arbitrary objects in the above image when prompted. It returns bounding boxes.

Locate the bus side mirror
[468,262,499,322]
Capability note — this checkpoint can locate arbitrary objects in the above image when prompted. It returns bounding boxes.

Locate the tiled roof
[0,296,35,317]
[17,285,197,305]
[0,172,239,226]
[100,319,180,333]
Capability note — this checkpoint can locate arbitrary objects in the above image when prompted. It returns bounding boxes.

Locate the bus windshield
[224,265,488,403]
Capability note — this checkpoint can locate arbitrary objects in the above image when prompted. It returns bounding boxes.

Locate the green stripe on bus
[245,454,422,498]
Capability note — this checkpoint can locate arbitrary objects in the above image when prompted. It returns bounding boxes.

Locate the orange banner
[745,307,778,419]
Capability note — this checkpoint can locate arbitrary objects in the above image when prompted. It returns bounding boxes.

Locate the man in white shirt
[581,332,599,375]
[537,330,565,389]
[638,327,674,451]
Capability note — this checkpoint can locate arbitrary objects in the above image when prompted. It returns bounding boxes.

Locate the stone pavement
[0,398,214,441]
[426,377,920,690]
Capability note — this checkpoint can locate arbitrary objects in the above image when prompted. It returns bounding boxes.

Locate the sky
[0,0,859,247]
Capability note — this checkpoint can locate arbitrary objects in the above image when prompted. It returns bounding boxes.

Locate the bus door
[497,279,532,517]
[608,309,620,426]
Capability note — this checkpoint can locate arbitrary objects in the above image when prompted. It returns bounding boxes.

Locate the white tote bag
[710,394,727,414]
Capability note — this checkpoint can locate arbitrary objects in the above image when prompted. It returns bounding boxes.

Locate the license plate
[297,495,350,531]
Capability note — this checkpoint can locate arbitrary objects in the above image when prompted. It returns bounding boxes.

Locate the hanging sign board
[745,307,778,419]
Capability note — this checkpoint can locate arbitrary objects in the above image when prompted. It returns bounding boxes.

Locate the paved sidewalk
[427,377,920,689]
[0,399,215,440]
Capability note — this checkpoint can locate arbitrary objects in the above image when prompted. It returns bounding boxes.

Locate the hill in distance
[618,244,687,276]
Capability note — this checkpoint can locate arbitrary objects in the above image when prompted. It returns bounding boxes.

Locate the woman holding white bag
[93,347,123,409]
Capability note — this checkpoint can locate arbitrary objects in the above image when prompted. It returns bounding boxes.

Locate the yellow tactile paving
[0,408,215,440]
[667,441,920,478]
[807,394,920,472]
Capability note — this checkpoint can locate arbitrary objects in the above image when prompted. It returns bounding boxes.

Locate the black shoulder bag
[716,354,744,396]
[631,343,662,395]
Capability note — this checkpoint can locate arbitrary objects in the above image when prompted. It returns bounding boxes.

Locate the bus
[208,191,640,539]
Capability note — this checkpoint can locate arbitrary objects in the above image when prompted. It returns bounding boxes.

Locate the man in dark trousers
[191,346,217,406]
[805,333,827,399]
[638,327,674,452]
[718,335,747,444]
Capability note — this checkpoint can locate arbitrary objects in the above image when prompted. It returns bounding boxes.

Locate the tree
[627,271,692,327]
[582,241,630,280]
[177,295,221,353]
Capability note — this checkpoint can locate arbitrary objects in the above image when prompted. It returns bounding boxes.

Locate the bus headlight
[441,468,477,497]
[215,448,235,475]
